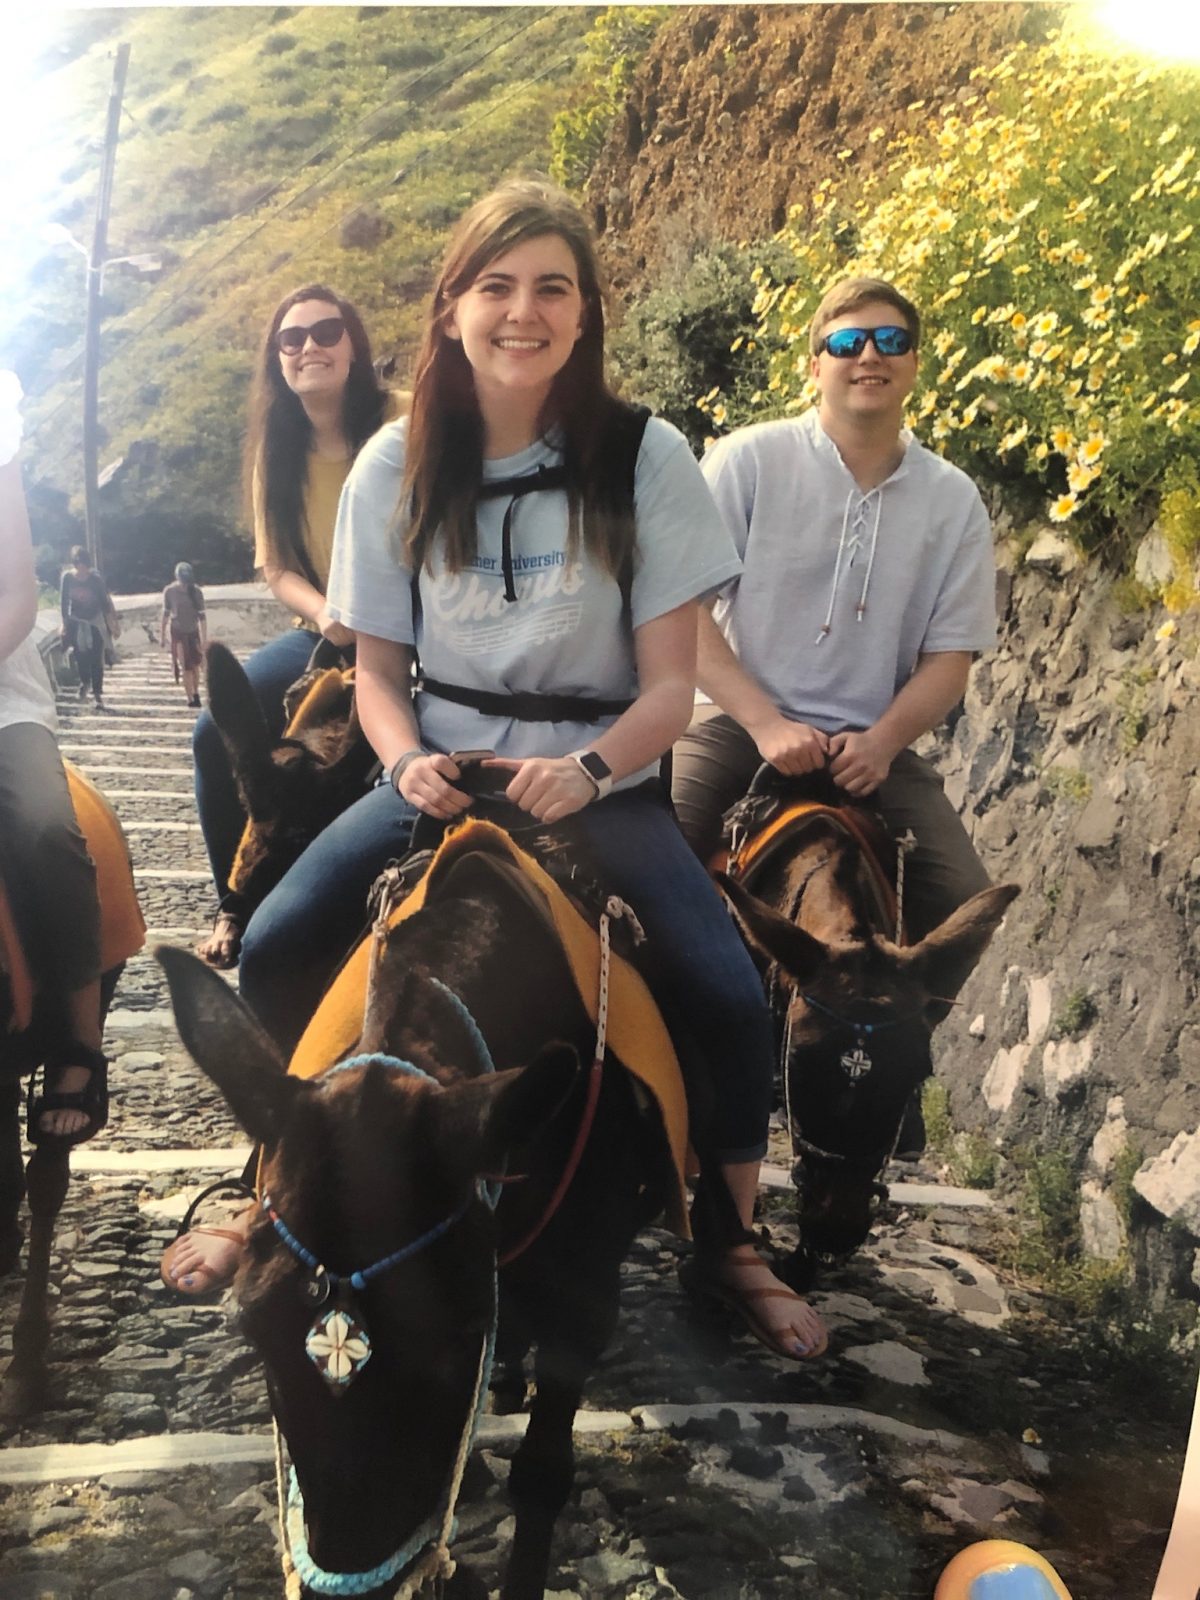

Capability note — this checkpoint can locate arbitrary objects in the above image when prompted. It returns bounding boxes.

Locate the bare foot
[710,1245,828,1360]
[39,1064,93,1138]
[196,911,242,970]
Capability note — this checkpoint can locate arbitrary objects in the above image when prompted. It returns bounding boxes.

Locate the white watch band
[567,751,613,800]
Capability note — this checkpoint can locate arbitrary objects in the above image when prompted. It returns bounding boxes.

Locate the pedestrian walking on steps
[60,545,119,710]
[161,562,207,708]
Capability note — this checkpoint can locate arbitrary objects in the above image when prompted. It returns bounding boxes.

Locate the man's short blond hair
[809,277,921,356]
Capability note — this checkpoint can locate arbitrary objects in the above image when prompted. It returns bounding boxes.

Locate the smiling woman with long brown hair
[191,285,395,969]
[170,180,829,1361]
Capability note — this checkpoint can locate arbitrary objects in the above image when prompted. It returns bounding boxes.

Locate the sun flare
[1084,0,1200,63]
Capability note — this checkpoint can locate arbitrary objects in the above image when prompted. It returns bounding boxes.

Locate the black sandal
[26,1042,110,1149]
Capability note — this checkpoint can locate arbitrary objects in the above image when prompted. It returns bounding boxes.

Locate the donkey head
[155,943,575,1597]
[206,641,377,918]
[717,871,1018,1265]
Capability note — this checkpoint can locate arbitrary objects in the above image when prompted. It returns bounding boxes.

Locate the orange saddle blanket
[288,817,692,1236]
[0,761,145,1033]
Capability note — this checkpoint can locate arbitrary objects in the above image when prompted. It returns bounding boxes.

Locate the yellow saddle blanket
[1,762,145,1033]
[288,818,691,1236]
[229,664,358,892]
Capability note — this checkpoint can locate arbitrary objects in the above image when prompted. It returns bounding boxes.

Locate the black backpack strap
[600,401,651,613]
[408,400,651,642]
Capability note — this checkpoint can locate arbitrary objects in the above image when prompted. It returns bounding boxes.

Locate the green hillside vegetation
[693,24,1200,597]
[10,5,625,590]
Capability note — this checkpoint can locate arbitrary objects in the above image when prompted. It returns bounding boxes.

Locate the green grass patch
[1050,987,1098,1040]
[1041,765,1092,802]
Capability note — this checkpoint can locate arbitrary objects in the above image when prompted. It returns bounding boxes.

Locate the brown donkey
[204,639,378,927]
[156,843,666,1600]
[716,805,1017,1290]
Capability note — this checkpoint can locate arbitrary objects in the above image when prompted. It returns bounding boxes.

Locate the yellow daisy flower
[1010,311,1028,331]
[1033,311,1059,337]
[1079,435,1105,463]
[1184,332,1200,356]
[1067,462,1101,492]
[998,422,1029,452]
[1051,426,1074,454]
[1116,329,1140,351]
[1011,361,1032,384]
[1049,493,1079,523]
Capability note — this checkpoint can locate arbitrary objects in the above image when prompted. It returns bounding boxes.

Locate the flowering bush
[703,27,1200,576]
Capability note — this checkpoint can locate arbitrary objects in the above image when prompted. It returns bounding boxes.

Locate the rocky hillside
[587,1,1200,1311]
[589,2,1057,293]
[933,530,1200,1304]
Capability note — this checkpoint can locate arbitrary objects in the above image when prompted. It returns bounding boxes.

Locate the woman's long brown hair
[243,284,389,585]
[402,179,635,583]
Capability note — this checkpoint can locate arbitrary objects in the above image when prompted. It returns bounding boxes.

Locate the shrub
[1042,765,1092,802]
[1051,987,1098,1040]
[259,30,298,56]
[550,7,671,192]
[709,24,1200,575]
[609,242,783,451]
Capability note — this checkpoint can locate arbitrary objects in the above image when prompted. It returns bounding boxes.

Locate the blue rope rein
[799,992,921,1040]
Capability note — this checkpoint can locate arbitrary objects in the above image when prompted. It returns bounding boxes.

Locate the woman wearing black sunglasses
[192,285,399,969]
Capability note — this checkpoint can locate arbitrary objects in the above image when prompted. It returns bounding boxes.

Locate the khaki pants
[671,706,990,944]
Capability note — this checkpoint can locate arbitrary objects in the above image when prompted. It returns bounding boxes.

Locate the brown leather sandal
[159,1178,254,1298]
[681,1249,828,1361]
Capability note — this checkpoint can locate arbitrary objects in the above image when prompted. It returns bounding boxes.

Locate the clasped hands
[396,751,597,824]
[751,714,895,797]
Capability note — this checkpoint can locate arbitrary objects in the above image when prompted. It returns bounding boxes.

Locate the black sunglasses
[275,316,346,355]
[819,325,914,359]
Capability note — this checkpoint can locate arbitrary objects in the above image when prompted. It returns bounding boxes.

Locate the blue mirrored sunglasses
[819,325,914,359]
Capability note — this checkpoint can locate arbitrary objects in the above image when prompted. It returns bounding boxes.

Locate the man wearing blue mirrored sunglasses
[673,277,998,1090]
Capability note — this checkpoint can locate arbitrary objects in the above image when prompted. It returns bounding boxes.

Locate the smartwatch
[568,748,613,800]
[389,748,425,793]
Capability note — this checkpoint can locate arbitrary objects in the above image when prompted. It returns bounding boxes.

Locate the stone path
[0,645,1183,1599]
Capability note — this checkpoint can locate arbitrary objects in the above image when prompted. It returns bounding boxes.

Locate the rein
[496,893,624,1266]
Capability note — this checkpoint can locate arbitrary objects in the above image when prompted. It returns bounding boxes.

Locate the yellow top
[252,390,408,591]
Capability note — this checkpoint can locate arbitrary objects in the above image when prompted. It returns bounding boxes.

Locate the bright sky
[0,13,75,346]
[1086,0,1200,62]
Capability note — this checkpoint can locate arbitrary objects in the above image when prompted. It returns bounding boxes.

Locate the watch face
[578,750,612,781]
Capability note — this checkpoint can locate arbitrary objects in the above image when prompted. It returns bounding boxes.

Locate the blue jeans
[239,785,774,1166]
[192,627,319,903]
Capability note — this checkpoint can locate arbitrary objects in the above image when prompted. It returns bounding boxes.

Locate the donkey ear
[205,642,277,821]
[437,1043,580,1176]
[154,944,301,1145]
[900,883,1020,1021]
[714,871,830,986]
